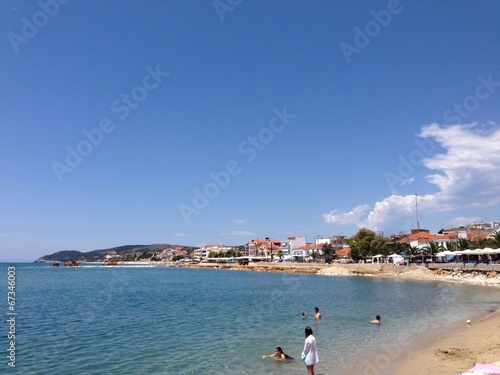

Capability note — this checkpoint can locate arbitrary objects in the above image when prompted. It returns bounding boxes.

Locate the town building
[244,239,281,258]
[193,244,232,259]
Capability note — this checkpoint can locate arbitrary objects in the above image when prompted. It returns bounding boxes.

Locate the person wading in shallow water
[314,307,321,320]
[262,347,293,360]
[301,326,318,375]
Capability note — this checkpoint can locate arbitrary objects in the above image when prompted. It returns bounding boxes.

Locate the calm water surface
[1,264,499,374]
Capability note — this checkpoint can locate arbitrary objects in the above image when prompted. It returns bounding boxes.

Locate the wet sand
[392,311,500,375]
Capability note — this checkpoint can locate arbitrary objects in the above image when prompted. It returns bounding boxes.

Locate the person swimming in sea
[370,315,381,324]
[262,346,294,360]
[314,307,321,320]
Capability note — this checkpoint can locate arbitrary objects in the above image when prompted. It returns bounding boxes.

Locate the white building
[193,244,231,259]
[288,236,306,251]
[314,237,330,245]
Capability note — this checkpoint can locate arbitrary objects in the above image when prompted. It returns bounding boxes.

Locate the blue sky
[1,0,499,261]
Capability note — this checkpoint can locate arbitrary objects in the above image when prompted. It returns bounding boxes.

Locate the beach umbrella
[480,248,494,254]
[446,250,460,262]
[388,254,404,264]
[470,248,485,261]
[437,250,455,256]
[462,249,473,261]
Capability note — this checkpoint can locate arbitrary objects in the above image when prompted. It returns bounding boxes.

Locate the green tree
[322,243,334,264]
[457,238,470,250]
[445,241,457,251]
[490,231,500,248]
[421,241,444,259]
[391,239,406,255]
[405,246,420,263]
[473,238,488,249]
[137,252,151,260]
[310,248,320,263]
[347,228,388,261]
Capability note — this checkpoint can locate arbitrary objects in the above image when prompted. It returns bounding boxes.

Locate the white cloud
[323,204,370,226]
[232,219,246,224]
[449,216,481,228]
[400,177,415,186]
[323,122,500,231]
[421,122,500,208]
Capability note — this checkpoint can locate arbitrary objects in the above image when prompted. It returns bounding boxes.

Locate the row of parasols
[434,248,500,257]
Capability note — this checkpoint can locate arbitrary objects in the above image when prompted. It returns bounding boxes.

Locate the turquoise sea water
[1,263,499,374]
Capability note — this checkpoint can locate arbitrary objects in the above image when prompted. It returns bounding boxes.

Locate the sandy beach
[391,312,500,375]
[178,261,500,374]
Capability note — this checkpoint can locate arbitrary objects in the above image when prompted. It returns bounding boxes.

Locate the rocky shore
[177,262,500,287]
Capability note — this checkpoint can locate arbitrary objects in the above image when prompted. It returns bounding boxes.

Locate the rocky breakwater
[320,264,500,287]
[179,262,500,287]
[432,267,500,286]
[188,262,328,274]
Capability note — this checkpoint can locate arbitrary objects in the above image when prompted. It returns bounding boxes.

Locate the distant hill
[35,244,187,262]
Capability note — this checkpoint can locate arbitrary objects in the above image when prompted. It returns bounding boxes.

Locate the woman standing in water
[301,326,318,375]
[314,307,321,320]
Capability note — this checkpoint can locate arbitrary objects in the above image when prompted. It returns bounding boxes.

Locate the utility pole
[415,191,420,231]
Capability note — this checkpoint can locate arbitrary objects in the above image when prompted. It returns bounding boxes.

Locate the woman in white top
[301,326,318,375]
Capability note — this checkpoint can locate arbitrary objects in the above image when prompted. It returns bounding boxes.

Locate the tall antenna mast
[415,191,420,231]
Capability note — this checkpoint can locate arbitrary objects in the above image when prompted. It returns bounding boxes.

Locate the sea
[1,262,499,375]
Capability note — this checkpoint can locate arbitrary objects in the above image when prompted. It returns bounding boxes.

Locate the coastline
[391,310,500,375]
[33,260,500,373]
[177,262,500,374]
[176,262,500,287]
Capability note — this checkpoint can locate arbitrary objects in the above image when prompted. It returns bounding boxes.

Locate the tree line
[345,228,500,262]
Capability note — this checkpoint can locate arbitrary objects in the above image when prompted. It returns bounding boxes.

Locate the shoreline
[178,262,500,374]
[38,260,500,372]
[390,309,500,375]
[176,262,500,287]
